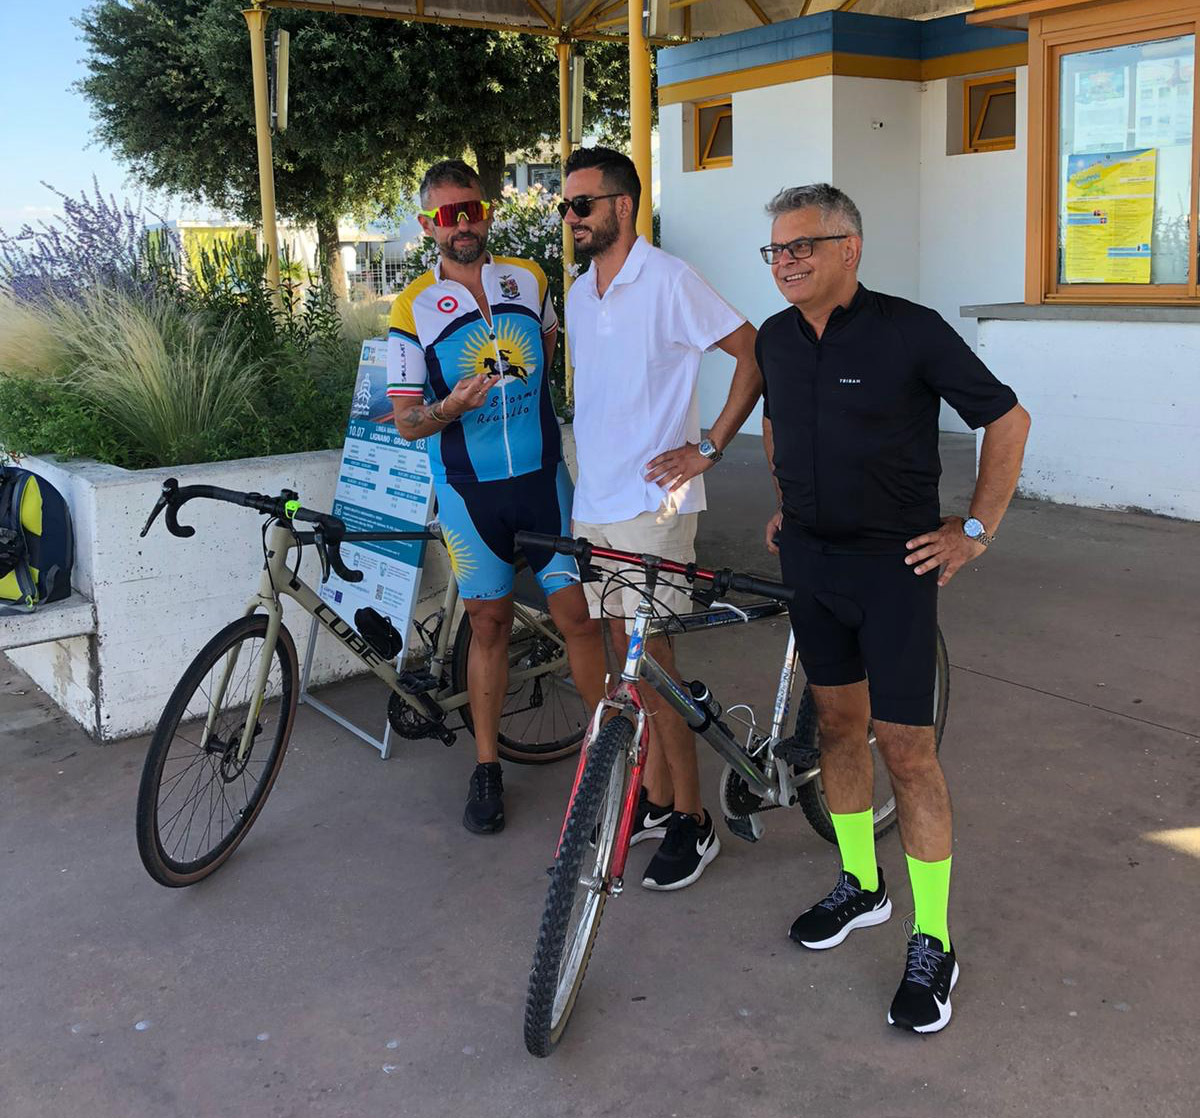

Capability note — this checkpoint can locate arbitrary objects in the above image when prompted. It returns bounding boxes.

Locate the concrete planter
[6,450,449,742]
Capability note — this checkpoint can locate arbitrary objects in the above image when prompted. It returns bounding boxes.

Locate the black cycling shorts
[778,519,938,726]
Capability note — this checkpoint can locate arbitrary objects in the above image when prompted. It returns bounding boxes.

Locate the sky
[0,0,180,231]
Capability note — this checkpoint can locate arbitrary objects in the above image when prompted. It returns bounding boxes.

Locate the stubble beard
[442,231,487,265]
[573,210,620,261]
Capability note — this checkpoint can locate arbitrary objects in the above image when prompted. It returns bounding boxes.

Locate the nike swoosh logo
[643,811,671,829]
[695,831,715,857]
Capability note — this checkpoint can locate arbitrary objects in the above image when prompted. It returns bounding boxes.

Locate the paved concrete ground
[2,434,1197,1118]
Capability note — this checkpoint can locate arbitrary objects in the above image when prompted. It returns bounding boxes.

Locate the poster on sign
[318,337,435,644]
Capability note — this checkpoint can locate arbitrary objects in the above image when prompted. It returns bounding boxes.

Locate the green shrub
[0,233,359,469]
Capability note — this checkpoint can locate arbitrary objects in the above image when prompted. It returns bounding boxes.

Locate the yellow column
[628,3,653,241]
[243,7,281,298]
[557,40,576,403]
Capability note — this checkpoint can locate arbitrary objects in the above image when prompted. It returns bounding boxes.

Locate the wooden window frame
[964,74,1018,153]
[1026,0,1200,304]
[694,97,733,170]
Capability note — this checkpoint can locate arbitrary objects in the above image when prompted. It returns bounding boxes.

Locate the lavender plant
[0,179,173,303]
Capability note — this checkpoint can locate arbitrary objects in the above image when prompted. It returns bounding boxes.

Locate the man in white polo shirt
[561,146,762,890]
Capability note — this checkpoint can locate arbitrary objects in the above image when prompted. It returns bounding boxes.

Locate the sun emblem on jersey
[458,323,533,385]
[442,528,477,581]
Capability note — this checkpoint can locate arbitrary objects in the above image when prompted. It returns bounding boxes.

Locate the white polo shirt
[567,237,745,523]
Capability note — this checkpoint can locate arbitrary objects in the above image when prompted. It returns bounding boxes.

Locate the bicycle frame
[211,519,569,763]
[555,579,806,889]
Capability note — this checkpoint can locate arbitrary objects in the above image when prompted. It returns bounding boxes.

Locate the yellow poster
[1063,148,1156,284]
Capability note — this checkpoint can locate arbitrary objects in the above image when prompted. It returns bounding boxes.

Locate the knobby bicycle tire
[452,609,587,764]
[136,614,298,887]
[796,628,951,844]
[524,714,636,1057]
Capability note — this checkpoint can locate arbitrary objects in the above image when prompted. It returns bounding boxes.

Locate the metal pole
[628,3,653,241]
[243,7,281,299]
[557,39,576,404]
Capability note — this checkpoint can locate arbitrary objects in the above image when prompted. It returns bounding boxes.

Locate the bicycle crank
[388,691,457,747]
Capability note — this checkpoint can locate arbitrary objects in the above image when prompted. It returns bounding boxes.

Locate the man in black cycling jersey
[757,184,1029,1033]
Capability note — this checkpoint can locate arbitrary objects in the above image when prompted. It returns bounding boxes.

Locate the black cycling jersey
[757,284,1018,550]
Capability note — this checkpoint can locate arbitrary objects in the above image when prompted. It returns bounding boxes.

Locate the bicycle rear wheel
[524,714,636,1057]
[136,614,298,887]
[796,628,950,843]
[453,608,587,764]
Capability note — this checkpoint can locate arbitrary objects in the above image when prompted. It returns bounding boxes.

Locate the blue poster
[319,338,436,647]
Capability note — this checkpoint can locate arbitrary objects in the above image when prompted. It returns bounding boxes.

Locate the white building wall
[918,71,1028,431]
[977,318,1200,519]
[831,76,923,301]
[661,79,835,430]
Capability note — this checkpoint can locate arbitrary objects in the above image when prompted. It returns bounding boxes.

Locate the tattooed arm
[390,372,502,442]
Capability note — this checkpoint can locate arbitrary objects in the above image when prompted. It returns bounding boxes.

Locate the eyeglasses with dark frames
[557,193,623,219]
[759,235,850,264]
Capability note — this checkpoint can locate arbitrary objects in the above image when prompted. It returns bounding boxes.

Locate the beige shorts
[572,505,699,632]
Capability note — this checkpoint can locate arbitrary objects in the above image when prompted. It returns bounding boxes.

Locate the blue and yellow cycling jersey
[386,256,562,484]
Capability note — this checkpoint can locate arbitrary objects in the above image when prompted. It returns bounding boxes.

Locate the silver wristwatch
[963,516,995,546]
[697,437,723,463]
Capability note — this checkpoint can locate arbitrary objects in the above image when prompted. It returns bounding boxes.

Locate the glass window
[1057,34,1194,285]
[964,75,1017,153]
[696,99,732,169]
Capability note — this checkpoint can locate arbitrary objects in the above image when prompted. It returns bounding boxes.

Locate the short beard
[442,231,487,265]
[573,210,620,261]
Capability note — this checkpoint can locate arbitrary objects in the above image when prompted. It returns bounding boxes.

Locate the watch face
[963,518,984,539]
[699,439,716,458]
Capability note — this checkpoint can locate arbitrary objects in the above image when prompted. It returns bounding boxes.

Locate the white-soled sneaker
[788,869,891,949]
[887,928,959,1034]
[641,810,720,891]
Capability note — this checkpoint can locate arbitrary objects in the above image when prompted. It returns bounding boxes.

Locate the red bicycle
[517,531,949,1056]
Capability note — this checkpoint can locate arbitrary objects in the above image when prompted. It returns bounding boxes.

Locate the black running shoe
[591,787,673,848]
[641,810,720,891]
[788,869,891,949]
[888,928,958,1034]
[630,789,674,846]
[463,762,505,834]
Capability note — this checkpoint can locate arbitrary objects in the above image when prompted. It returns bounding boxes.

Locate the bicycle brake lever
[313,531,332,583]
[141,478,182,537]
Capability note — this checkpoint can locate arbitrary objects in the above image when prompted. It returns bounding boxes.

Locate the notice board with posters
[318,336,435,655]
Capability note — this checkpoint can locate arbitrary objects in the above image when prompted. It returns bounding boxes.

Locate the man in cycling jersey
[757,183,1030,1033]
[387,160,605,835]
[561,147,762,891]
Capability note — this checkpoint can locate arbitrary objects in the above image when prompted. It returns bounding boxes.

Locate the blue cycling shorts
[434,460,579,601]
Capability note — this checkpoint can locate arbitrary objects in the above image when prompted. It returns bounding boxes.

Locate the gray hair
[765,184,863,238]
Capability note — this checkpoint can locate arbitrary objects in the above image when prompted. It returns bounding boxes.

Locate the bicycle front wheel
[796,627,950,843]
[524,714,636,1057]
[136,614,298,887]
[453,607,587,765]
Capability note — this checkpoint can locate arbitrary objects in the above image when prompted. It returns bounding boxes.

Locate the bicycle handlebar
[514,530,795,605]
[141,478,436,586]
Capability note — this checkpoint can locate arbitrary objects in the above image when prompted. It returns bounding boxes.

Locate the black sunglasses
[759,235,850,264]
[557,193,623,219]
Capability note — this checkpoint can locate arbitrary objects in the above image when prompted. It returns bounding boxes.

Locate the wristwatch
[697,438,723,463]
[962,516,995,546]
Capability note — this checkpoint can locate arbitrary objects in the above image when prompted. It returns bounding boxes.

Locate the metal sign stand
[297,621,394,759]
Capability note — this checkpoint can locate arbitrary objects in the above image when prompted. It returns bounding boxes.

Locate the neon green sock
[830,810,877,892]
[906,854,952,949]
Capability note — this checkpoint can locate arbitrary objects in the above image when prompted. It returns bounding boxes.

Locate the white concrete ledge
[962,302,1200,324]
[0,593,96,652]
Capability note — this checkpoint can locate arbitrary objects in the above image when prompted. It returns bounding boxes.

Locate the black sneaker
[641,810,720,891]
[591,787,673,848]
[788,869,891,949]
[463,762,504,834]
[888,928,959,1034]
[630,789,674,846]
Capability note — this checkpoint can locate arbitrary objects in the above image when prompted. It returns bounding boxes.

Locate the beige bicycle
[134,478,586,887]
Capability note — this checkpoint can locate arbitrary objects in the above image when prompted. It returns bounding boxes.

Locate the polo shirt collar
[794,282,868,340]
[580,235,651,299]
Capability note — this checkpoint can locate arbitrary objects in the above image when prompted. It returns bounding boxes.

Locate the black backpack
[0,464,75,614]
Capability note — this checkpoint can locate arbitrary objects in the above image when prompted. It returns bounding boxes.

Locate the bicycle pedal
[726,814,765,844]
[772,736,820,770]
[397,669,441,694]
